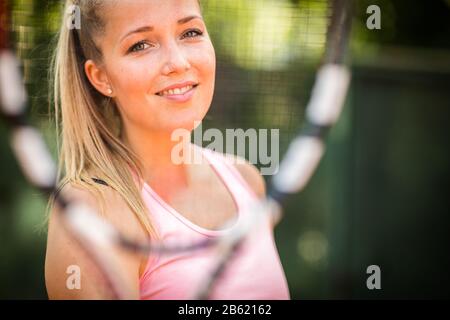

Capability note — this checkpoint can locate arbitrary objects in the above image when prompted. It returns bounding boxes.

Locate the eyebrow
[120,15,203,43]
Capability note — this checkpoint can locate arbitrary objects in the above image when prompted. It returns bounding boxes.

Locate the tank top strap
[200,147,259,204]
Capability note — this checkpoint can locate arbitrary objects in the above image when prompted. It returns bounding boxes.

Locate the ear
[84,59,113,97]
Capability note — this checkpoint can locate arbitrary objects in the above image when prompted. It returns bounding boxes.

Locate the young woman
[45,0,290,300]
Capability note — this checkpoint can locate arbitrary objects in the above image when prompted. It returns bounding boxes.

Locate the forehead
[103,0,202,32]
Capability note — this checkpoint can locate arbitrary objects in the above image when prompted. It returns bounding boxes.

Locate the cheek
[198,44,216,81]
[110,59,158,119]
[113,62,153,95]
[192,44,216,100]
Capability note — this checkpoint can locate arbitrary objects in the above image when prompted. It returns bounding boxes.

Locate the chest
[153,164,239,231]
[171,177,238,231]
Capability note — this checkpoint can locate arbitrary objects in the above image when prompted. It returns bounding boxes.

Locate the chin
[164,107,209,132]
[165,119,201,133]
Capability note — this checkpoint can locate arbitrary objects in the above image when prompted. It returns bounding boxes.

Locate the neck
[123,126,191,199]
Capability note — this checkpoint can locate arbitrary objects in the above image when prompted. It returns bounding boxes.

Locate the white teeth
[159,85,194,96]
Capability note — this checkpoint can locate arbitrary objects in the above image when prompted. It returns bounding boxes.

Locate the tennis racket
[0,0,352,300]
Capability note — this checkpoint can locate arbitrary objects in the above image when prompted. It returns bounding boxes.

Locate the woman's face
[90,0,216,134]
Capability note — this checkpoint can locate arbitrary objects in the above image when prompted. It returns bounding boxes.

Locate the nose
[161,41,191,75]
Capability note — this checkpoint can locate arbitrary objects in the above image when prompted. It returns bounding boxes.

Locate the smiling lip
[157,81,198,93]
[156,81,198,103]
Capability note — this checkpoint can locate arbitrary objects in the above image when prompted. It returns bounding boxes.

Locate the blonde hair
[49,0,157,238]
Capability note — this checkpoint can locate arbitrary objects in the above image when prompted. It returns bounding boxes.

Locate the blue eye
[128,41,150,53]
[182,29,203,39]
[127,29,203,54]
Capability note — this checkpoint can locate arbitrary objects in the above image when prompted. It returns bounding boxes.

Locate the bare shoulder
[221,153,283,227]
[45,182,146,299]
[53,182,147,242]
[223,153,266,199]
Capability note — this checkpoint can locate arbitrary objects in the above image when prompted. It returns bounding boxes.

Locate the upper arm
[45,184,146,299]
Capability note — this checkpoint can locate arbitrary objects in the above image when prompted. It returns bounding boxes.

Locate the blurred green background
[0,0,449,299]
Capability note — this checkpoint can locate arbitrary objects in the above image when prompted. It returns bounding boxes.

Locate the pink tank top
[139,148,290,299]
